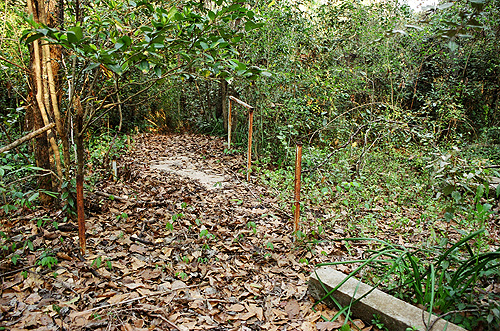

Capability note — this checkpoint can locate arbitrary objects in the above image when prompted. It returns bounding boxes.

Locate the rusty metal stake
[247,109,254,181]
[228,99,232,149]
[294,142,303,236]
[76,174,85,254]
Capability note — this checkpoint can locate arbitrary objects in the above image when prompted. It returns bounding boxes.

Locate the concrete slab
[151,156,228,190]
[309,266,467,331]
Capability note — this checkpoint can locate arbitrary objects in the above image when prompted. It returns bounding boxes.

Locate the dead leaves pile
[1,133,375,331]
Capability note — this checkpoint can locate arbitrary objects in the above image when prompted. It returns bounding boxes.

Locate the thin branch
[308,102,392,145]
[0,55,30,73]
[80,283,207,313]
[0,123,56,154]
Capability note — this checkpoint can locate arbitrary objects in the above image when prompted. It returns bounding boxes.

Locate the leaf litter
[1,133,378,331]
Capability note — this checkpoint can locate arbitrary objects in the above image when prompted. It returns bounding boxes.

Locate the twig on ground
[80,283,208,313]
[150,314,181,330]
[130,235,155,246]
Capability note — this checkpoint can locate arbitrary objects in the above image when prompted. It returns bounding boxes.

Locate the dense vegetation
[1,0,499,329]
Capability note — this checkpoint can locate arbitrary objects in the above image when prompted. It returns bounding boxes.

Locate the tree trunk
[28,0,63,188]
[27,0,66,195]
[29,92,53,204]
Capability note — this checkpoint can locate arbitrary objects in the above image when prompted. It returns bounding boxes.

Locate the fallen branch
[0,123,56,154]
[130,235,155,246]
[93,190,128,202]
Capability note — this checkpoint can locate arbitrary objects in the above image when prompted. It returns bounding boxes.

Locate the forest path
[1,133,359,331]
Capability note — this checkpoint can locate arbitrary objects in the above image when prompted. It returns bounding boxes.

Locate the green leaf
[208,10,216,21]
[84,62,101,72]
[67,31,78,44]
[107,63,122,75]
[200,41,209,50]
[244,21,262,32]
[340,324,351,331]
[154,66,162,77]
[476,184,484,201]
[442,184,455,196]
[115,35,131,49]
[138,60,150,73]
[70,26,83,42]
[24,32,44,44]
[496,184,500,198]
[447,40,458,52]
[168,7,178,19]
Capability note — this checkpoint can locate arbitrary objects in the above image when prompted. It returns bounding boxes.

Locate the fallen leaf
[284,299,301,319]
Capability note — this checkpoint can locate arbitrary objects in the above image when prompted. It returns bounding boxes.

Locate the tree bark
[27,0,65,188]
[29,92,53,204]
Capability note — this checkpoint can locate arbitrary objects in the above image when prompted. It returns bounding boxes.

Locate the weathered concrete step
[309,266,467,331]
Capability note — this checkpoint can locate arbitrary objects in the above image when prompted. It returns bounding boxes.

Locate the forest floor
[1,133,370,331]
[3,133,498,331]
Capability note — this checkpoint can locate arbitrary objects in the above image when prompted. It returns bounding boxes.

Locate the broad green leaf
[115,35,132,50]
[138,60,150,73]
[496,184,500,198]
[107,63,122,75]
[200,41,209,50]
[447,40,458,52]
[24,32,44,44]
[340,324,351,331]
[208,10,216,21]
[245,21,261,32]
[69,26,83,42]
[442,184,455,196]
[67,31,78,44]
[154,66,162,78]
[168,7,177,19]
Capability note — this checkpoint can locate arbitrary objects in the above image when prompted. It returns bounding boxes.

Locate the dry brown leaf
[351,319,365,329]
[140,268,161,280]
[284,299,301,319]
[228,303,245,312]
[107,293,131,304]
[317,321,343,331]
[24,292,41,305]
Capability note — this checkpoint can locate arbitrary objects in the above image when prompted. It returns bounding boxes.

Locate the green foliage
[0,158,55,213]
[38,250,58,270]
[315,230,500,330]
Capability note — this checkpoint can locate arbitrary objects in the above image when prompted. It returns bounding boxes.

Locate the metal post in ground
[294,142,303,236]
[247,109,254,181]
